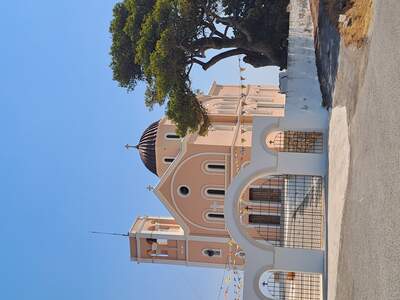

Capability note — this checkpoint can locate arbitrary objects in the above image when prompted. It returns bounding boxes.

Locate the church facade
[129,82,286,269]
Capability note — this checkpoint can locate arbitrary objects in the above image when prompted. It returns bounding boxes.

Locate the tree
[109,0,289,136]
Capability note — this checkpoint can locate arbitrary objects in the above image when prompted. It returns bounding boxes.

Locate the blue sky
[0,1,278,299]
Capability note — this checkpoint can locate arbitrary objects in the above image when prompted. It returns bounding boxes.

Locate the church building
[127,0,328,298]
[128,82,286,269]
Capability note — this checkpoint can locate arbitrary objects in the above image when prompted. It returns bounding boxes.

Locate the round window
[178,185,190,197]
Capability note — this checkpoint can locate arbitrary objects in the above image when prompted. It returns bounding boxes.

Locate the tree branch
[191,37,244,52]
[223,25,230,37]
[201,20,226,39]
[215,16,253,43]
[199,48,249,70]
[190,57,206,67]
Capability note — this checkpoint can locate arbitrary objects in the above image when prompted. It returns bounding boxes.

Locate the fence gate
[260,271,322,300]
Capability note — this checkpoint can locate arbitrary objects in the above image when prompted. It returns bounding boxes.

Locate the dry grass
[323,0,373,47]
[309,0,320,35]
[339,0,373,47]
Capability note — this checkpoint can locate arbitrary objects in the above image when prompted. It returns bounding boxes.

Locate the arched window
[202,248,222,257]
[206,163,225,172]
[206,212,224,220]
[205,188,225,198]
[146,238,157,244]
[163,157,175,164]
[165,133,180,140]
[266,131,323,153]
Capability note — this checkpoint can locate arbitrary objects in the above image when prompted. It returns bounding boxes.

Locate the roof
[136,120,159,176]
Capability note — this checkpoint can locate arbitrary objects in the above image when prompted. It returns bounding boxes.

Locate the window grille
[268,131,323,153]
[261,271,322,300]
[250,188,282,202]
[240,175,324,249]
[249,214,281,225]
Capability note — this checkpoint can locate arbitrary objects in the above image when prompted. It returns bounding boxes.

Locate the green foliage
[109,0,289,136]
[167,82,210,137]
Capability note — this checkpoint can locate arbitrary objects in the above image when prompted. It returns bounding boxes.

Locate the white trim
[144,216,176,220]
[140,231,185,239]
[246,223,281,229]
[136,237,141,259]
[187,261,244,270]
[185,239,189,263]
[153,135,190,234]
[241,161,251,169]
[215,103,237,109]
[224,154,230,190]
[135,218,147,238]
[187,235,231,243]
[216,108,236,114]
[149,252,169,257]
[128,218,142,237]
[241,200,281,209]
[132,257,237,269]
[249,183,283,189]
[208,81,218,96]
[222,98,240,102]
[201,160,225,175]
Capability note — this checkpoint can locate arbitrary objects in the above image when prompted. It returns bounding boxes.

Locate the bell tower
[129,216,245,268]
[129,216,186,263]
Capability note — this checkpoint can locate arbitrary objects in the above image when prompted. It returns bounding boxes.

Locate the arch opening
[258,270,322,300]
[266,131,323,153]
[238,174,324,250]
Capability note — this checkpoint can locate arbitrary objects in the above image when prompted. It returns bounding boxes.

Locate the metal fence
[241,175,324,250]
[268,131,323,153]
[260,271,322,300]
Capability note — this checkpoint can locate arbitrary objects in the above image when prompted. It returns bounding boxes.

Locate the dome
[136,120,159,176]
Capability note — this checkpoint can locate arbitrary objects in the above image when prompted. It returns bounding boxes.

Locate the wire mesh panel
[240,175,324,249]
[260,271,322,300]
[268,131,323,153]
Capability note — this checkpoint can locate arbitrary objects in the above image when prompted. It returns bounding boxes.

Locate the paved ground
[327,106,349,300]
[330,1,400,299]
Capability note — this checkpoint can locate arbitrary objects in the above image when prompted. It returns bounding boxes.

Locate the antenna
[90,231,129,237]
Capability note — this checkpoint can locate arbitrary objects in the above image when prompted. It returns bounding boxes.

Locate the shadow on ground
[314,2,340,107]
